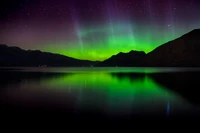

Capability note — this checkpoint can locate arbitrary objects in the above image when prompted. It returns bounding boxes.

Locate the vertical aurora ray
[165,0,175,38]
[70,7,84,53]
[146,0,154,21]
[106,0,117,50]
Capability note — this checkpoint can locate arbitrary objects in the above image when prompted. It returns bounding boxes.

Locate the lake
[0,67,200,120]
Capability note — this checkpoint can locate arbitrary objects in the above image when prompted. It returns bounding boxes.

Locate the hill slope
[0,44,98,67]
[146,29,200,67]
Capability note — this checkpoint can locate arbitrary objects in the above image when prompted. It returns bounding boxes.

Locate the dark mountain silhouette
[0,44,99,67]
[146,29,200,67]
[96,50,146,67]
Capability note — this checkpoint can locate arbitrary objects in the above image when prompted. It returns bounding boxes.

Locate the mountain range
[0,44,98,67]
[0,29,200,67]
[98,29,200,67]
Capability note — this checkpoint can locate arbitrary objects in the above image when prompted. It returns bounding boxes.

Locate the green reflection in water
[36,72,189,115]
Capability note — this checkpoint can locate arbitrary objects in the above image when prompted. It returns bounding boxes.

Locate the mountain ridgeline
[0,44,98,67]
[97,50,146,67]
[97,29,200,67]
[146,29,200,67]
[0,29,200,67]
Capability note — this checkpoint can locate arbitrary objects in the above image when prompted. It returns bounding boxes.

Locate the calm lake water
[0,67,200,120]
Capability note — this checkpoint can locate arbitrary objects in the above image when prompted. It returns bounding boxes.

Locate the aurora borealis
[0,0,200,61]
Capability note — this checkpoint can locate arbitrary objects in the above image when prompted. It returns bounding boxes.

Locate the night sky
[0,0,200,61]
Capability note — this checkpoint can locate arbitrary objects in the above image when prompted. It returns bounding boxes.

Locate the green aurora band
[41,22,187,61]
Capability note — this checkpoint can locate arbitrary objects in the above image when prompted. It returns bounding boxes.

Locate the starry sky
[0,0,200,61]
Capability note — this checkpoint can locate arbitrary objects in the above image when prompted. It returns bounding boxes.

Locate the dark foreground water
[0,67,200,121]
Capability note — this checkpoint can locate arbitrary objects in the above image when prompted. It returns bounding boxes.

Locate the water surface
[0,67,200,120]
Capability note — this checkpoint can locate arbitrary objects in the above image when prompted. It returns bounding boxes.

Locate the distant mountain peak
[97,50,146,67]
[116,50,145,55]
[129,50,145,54]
